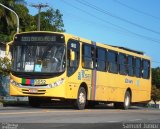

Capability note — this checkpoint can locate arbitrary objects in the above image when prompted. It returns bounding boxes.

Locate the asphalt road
[0,105,160,129]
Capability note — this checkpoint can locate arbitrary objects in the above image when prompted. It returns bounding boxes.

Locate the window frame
[82,43,95,70]
[118,53,127,75]
[67,39,80,77]
[107,50,118,74]
[96,47,107,72]
[142,59,150,79]
[135,57,142,78]
[127,55,135,77]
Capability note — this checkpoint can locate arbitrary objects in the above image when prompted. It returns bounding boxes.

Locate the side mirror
[70,50,75,61]
[5,44,10,56]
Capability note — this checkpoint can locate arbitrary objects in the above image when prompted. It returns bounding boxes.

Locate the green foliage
[0,57,11,76]
[0,1,65,43]
[0,34,10,42]
[34,8,65,32]
[14,4,31,32]
[0,0,26,42]
[151,85,160,104]
[152,67,160,88]
[151,67,160,104]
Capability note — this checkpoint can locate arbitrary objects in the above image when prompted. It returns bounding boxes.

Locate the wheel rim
[125,95,130,107]
[79,92,85,104]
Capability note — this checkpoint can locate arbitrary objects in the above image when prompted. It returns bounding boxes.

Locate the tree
[0,0,26,42]
[0,1,65,43]
[14,4,34,32]
[34,8,65,32]
[151,85,160,107]
[0,57,11,76]
[152,67,160,88]
[151,67,160,107]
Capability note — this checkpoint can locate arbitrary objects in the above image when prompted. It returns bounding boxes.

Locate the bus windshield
[12,44,66,73]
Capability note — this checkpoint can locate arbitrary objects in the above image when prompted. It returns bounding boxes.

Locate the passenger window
[96,48,106,71]
[142,60,150,79]
[119,53,127,75]
[128,56,134,76]
[82,44,94,69]
[67,40,80,77]
[135,58,141,78]
[107,50,118,73]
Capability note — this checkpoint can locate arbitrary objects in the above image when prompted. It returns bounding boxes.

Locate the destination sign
[14,33,65,44]
[21,36,56,42]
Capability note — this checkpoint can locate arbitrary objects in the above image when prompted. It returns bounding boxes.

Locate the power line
[75,0,160,35]
[61,0,160,44]
[31,4,49,31]
[61,0,160,65]
[112,0,160,21]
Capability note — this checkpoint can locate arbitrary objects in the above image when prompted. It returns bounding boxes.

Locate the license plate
[29,89,38,93]
[34,79,46,85]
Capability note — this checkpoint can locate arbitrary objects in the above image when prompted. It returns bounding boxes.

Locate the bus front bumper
[9,83,65,98]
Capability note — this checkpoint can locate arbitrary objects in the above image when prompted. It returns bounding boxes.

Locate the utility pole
[0,3,19,33]
[31,4,48,31]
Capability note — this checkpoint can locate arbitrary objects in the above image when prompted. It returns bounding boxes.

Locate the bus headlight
[48,78,65,88]
[10,79,21,87]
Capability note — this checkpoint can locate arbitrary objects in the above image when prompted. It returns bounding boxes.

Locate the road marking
[0,110,78,115]
[0,108,157,116]
[107,121,121,123]
[0,109,97,115]
[128,119,142,122]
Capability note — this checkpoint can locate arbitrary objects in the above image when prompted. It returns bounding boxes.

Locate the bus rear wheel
[114,91,131,110]
[123,91,131,110]
[74,87,87,110]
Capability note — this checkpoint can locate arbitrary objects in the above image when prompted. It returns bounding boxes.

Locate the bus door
[66,39,80,98]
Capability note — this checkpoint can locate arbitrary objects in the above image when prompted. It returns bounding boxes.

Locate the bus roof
[13,31,150,60]
[109,45,144,55]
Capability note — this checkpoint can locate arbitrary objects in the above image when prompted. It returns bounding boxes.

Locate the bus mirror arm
[5,44,10,56]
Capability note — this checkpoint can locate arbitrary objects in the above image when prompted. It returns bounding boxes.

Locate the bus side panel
[131,79,151,102]
[95,72,151,103]
[95,72,126,102]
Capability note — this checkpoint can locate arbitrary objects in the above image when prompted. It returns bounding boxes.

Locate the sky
[25,0,160,68]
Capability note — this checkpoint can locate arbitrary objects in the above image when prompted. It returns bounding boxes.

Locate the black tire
[114,91,131,110]
[28,97,41,107]
[75,87,87,110]
[123,91,131,110]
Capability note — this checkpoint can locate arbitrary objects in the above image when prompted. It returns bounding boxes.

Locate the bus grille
[22,89,46,95]
[21,84,48,87]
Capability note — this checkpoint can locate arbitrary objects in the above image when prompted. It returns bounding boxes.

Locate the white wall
[0,47,6,58]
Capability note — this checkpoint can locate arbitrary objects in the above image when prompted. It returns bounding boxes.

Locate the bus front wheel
[75,87,87,110]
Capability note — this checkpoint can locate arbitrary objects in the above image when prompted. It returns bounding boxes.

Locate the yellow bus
[7,31,151,110]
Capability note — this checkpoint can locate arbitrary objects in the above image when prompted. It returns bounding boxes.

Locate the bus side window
[67,40,80,77]
[142,60,150,79]
[82,44,94,69]
[128,55,134,76]
[107,50,118,73]
[135,58,141,78]
[96,48,106,71]
[119,53,127,75]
